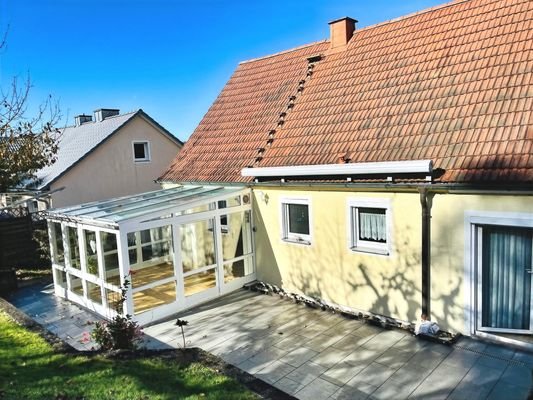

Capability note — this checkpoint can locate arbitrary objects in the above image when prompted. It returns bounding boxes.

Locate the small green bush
[91,276,143,350]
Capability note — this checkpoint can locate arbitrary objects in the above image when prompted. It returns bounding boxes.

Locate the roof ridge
[61,110,138,130]
[353,0,471,35]
[239,40,328,65]
[239,0,472,67]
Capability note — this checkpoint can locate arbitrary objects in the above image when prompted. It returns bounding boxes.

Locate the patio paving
[6,283,533,400]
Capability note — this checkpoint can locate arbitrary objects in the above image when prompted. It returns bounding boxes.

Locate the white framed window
[281,197,311,245]
[132,141,150,162]
[348,198,392,255]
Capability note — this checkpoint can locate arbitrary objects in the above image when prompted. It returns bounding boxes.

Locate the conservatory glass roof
[46,185,246,226]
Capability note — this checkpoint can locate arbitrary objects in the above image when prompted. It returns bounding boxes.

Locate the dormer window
[133,141,150,162]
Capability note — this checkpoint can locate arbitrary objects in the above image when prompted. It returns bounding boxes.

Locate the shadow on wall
[280,216,463,329]
[252,197,283,287]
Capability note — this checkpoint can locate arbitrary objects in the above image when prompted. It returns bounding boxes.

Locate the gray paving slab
[254,360,295,384]
[6,284,533,400]
[331,382,378,400]
[294,376,340,400]
[370,376,420,400]
[321,360,366,386]
[278,346,318,367]
[348,361,396,387]
[275,377,305,395]
[285,360,328,386]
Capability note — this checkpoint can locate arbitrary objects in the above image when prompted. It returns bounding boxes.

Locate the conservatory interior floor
[72,262,223,315]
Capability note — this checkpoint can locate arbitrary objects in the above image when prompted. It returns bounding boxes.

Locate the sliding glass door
[477,225,533,334]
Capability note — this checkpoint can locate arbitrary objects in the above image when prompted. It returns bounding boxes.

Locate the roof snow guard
[241,160,433,178]
[45,185,246,228]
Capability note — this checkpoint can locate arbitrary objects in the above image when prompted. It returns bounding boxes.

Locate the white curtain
[359,209,386,242]
[482,227,532,330]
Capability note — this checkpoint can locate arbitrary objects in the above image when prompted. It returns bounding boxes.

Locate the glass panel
[52,223,64,265]
[142,241,170,261]
[100,232,120,284]
[287,204,309,235]
[358,208,386,243]
[105,289,122,312]
[224,257,253,283]
[127,232,136,247]
[175,203,213,216]
[101,231,118,252]
[54,268,67,288]
[87,281,102,305]
[226,195,241,208]
[129,225,174,289]
[133,281,176,315]
[222,211,253,261]
[67,226,81,269]
[184,269,216,297]
[104,253,120,283]
[84,230,99,276]
[129,249,138,265]
[180,220,216,273]
[69,274,84,297]
[481,226,532,330]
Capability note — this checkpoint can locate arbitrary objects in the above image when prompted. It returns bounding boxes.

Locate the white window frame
[280,197,312,245]
[132,140,151,162]
[347,197,392,256]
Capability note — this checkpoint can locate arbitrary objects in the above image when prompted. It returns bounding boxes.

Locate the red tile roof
[161,0,533,184]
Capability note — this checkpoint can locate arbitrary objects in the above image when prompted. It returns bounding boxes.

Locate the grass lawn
[0,311,257,400]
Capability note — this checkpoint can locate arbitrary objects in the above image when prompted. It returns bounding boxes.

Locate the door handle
[527,269,532,274]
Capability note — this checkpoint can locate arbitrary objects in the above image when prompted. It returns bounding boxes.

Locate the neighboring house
[34,109,183,208]
[45,0,532,347]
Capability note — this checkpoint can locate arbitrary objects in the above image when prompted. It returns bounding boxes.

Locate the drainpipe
[419,187,433,318]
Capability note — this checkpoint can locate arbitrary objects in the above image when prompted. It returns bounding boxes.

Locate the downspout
[419,187,433,318]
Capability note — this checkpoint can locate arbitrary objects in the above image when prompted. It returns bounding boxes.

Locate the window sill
[134,159,151,163]
[350,246,389,256]
[282,238,311,246]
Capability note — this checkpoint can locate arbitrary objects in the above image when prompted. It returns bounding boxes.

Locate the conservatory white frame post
[117,229,133,316]
[172,222,185,307]
[213,211,225,293]
[77,224,92,304]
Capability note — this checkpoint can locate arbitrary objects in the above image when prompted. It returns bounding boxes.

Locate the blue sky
[0,0,444,142]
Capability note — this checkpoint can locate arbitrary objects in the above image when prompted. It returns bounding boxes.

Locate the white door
[178,218,220,308]
[477,225,533,334]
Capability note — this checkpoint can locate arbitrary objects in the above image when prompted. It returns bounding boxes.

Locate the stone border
[0,296,296,400]
[245,281,462,345]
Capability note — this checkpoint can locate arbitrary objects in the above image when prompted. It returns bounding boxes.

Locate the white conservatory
[46,185,255,325]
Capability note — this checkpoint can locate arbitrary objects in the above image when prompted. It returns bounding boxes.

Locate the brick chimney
[94,108,120,122]
[74,114,92,126]
[328,17,357,49]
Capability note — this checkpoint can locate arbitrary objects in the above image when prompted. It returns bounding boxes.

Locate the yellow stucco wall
[253,186,533,334]
[50,116,181,208]
[253,187,423,325]
[430,192,533,333]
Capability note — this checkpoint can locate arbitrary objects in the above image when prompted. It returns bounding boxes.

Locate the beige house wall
[430,192,532,333]
[252,186,533,334]
[50,116,181,208]
[253,187,423,326]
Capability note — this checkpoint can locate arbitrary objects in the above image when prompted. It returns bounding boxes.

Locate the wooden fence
[0,207,47,270]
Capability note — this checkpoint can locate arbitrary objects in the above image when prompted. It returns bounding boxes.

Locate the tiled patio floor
[7,283,533,400]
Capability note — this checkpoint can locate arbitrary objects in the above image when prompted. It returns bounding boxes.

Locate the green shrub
[91,276,143,350]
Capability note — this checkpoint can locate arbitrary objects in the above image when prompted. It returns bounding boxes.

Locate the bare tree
[0,29,61,192]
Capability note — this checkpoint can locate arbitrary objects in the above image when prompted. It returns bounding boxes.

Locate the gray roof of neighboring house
[34,110,182,190]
